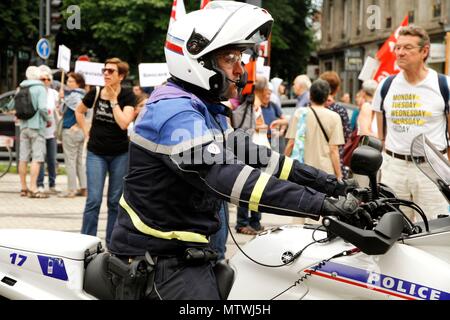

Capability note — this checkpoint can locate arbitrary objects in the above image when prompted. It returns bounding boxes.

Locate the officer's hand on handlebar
[322,193,360,219]
[333,178,359,197]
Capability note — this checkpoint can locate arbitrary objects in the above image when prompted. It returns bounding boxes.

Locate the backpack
[380,73,450,147]
[14,87,37,120]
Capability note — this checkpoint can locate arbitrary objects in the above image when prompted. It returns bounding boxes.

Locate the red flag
[169,0,186,29]
[200,0,210,9]
[373,16,409,82]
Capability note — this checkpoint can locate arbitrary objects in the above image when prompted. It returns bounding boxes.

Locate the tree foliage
[60,0,171,69]
[262,0,314,83]
[58,0,313,82]
[0,0,39,51]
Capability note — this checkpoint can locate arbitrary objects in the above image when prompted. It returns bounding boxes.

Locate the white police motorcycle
[1,135,449,300]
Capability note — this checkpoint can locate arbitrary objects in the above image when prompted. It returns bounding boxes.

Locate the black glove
[333,178,359,197]
[322,194,360,218]
[344,178,359,193]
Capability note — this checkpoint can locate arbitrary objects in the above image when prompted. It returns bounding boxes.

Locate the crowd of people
[1,0,449,300]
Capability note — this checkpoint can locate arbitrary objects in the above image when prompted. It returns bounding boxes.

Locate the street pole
[39,0,44,38]
[46,0,51,37]
[38,0,45,65]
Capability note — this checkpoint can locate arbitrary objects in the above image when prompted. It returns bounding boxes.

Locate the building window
[433,0,442,18]
[408,10,415,24]
[325,61,333,71]
[386,17,392,29]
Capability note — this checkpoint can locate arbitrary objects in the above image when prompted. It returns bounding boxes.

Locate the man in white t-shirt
[372,25,450,221]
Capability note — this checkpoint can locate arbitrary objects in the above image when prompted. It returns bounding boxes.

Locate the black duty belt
[386,149,446,163]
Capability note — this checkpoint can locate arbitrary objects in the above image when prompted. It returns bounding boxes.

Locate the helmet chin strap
[226,71,247,89]
[209,58,248,100]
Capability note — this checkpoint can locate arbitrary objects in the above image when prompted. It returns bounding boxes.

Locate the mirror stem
[370,175,379,200]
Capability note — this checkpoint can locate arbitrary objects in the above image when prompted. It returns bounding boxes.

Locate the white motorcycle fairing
[228,223,450,300]
[0,229,101,300]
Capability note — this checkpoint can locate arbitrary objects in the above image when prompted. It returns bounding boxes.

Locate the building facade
[319,0,449,101]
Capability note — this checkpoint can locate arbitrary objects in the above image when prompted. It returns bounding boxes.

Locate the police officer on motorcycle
[109,1,358,300]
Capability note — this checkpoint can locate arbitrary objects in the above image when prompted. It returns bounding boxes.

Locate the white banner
[139,63,170,87]
[358,56,380,82]
[57,45,71,72]
[74,61,105,86]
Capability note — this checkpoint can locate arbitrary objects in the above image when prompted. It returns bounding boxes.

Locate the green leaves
[263,0,314,82]
[0,0,39,50]
[60,0,171,66]
[57,0,314,83]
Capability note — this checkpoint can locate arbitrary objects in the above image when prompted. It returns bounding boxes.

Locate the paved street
[0,172,295,259]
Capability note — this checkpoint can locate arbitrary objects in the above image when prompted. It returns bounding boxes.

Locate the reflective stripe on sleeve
[130,132,215,155]
[249,172,271,212]
[119,195,209,244]
[279,157,294,181]
[264,152,281,176]
[230,166,254,206]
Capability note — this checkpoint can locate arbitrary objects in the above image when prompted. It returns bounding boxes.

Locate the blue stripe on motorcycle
[306,261,450,301]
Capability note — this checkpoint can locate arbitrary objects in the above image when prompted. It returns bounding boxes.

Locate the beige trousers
[380,153,448,222]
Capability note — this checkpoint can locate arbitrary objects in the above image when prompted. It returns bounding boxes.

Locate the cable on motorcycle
[270,248,361,300]
[370,198,429,232]
[227,224,332,268]
[392,200,429,232]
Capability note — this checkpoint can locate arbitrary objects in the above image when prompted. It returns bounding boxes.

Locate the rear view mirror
[359,136,383,152]
[350,146,383,176]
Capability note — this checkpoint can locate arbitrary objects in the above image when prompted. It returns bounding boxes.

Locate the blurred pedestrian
[286,79,344,178]
[75,57,136,247]
[285,79,345,225]
[320,71,352,178]
[5,66,50,198]
[133,84,145,96]
[235,76,271,235]
[58,72,87,198]
[340,92,351,104]
[209,202,229,261]
[37,65,60,195]
[279,81,289,101]
[357,79,378,137]
[293,75,311,108]
[264,82,288,153]
[270,77,283,108]
[127,92,148,137]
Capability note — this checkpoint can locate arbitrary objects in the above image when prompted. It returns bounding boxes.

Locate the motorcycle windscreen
[411,134,450,203]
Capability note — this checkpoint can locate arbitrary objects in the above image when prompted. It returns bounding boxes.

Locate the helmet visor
[246,21,273,43]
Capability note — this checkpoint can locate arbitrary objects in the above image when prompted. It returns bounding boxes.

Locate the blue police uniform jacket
[109,81,347,257]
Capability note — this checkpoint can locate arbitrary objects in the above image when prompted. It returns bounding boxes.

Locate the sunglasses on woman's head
[102,68,118,75]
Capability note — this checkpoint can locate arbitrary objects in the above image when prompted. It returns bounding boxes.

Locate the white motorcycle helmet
[165,1,273,100]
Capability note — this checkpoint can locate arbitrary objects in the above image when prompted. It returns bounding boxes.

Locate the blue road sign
[36,38,51,60]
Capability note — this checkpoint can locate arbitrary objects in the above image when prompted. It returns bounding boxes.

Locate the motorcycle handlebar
[346,185,430,234]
